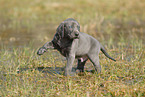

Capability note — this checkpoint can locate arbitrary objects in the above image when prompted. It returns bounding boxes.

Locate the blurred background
[0,0,145,48]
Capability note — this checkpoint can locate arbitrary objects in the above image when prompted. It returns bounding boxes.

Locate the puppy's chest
[58,39,73,56]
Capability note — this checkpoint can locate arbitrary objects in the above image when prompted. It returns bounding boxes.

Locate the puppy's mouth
[70,35,79,39]
[73,36,79,39]
[68,34,79,39]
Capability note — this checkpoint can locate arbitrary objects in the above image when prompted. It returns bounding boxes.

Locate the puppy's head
[57,20,80,39]
[64,22,80,39]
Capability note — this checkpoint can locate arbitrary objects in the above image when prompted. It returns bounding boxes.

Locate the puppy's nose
[75,32,79,36]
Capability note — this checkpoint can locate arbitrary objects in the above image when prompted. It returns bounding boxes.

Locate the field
[0,0,145,96]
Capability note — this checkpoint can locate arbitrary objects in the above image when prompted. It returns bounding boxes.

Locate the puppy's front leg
[64,55,75,76]
[37,41,54,55]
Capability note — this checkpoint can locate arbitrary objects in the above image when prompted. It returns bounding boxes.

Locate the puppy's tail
[100,45,116,61]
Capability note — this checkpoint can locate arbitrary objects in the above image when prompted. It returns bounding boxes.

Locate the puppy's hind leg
[88,54,101,73]
[76,58,88,72]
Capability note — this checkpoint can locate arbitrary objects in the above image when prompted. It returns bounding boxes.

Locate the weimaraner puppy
[37,18,116,76]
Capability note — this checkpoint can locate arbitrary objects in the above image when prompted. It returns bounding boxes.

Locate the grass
[0,41,145,96]
[0,0,145,96]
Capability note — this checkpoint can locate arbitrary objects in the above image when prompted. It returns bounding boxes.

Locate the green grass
[0,0,145,96]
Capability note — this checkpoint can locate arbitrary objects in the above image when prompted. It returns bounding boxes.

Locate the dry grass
[0,42,145,96]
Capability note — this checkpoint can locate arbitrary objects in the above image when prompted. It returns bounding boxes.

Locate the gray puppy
[37,18,116,76]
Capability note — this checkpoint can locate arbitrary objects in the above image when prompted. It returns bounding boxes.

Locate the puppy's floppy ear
[56,23,64,37]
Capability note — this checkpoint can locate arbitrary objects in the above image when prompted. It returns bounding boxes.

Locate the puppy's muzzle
[74,31,79,39]
[75,32,79,37]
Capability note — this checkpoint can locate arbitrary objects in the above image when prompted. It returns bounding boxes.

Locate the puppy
[37,18,116,76]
